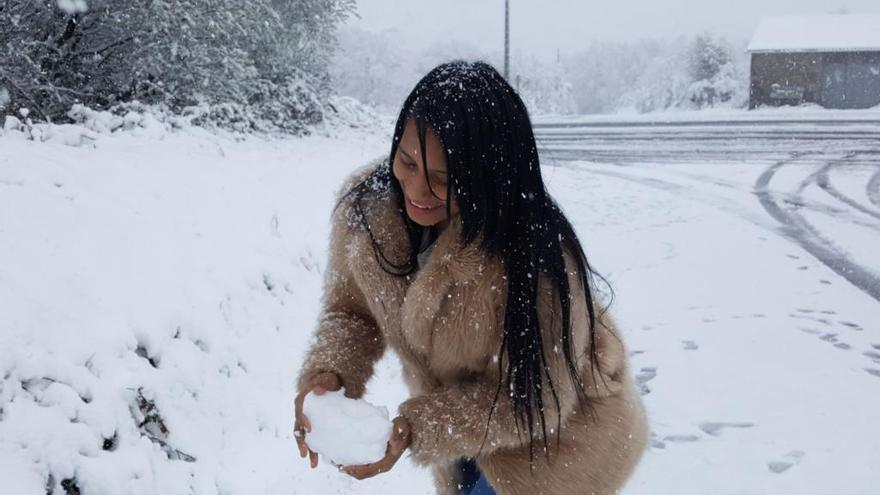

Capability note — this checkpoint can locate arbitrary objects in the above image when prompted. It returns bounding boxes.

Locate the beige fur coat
[297,160,648,494]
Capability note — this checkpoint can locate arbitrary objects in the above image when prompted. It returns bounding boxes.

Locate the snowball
[302,389,392,466]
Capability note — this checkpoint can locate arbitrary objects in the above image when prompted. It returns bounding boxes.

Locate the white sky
[346,0,880,57]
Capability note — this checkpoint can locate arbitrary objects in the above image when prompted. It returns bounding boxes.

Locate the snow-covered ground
[1,114,878,494]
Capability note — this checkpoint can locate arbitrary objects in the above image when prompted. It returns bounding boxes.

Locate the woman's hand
[340,416,412,480]
[294,371,342,468]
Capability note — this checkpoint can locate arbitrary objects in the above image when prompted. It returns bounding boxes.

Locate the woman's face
[392,119,458,228]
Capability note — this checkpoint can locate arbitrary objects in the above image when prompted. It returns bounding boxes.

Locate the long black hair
[348,61,605,461]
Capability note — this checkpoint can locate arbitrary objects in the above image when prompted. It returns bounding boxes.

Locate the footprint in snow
[865,350,880,364]
[812,332,853,350]
[768,451,805,474]
[865,368,880,379]
[839,321,863,331]
[649,433,667,450]
[635,367,657,396]
[699,422,755,437]
[681,340,698,351]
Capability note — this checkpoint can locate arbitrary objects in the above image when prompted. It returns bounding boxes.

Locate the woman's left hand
[340,416,412,480]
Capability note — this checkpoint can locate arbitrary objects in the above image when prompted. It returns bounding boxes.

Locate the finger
[309,449,319,469]
[295,413,311,433]
[295,431,308,458]
[389,435,401,453]
[295,392,313,433]
[390,426,406,449]
[342,455,394,480]
[390,422,411,453]
[342,464,376,480]
[294,392,308,425]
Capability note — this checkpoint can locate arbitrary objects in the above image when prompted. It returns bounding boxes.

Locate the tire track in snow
[868,167,880,209]
[814,157,880,222]
[545,159,778,233]
[755,156,880,303]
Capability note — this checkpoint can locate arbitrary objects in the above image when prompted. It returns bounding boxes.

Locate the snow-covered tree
[686,33,744,108]
[614,34,748,113]
[0,0,355,131]
[616,37,693,113]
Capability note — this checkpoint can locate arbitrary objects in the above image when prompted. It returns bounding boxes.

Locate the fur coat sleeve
[295,199,386,399]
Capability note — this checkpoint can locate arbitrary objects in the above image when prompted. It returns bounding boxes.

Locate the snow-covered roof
[747,15,880,53]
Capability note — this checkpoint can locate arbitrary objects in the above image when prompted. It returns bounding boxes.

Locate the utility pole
[504,0,510,80]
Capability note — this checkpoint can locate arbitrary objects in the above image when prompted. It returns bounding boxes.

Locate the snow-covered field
[1,115,878,494]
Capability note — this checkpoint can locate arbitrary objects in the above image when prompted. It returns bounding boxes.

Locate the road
[534,118,880,303]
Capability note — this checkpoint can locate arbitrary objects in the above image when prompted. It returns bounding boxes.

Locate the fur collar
[347,159,498,358]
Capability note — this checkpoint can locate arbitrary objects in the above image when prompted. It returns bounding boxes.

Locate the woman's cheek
[391,164,408,190]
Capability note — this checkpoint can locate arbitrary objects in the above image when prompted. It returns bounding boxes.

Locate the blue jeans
[458,458,496,495]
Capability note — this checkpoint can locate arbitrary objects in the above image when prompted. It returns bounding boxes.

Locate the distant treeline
[330,29,749,115]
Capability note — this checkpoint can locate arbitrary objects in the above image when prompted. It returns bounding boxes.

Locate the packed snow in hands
[302,389,393,466]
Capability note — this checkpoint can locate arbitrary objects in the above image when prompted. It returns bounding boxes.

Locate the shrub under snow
[0,0,355,132]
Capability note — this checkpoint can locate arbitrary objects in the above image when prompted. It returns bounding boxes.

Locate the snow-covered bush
[686,34,746,109]
[616,34,748,113]
[616,37,694,113]
[0,0,355,132]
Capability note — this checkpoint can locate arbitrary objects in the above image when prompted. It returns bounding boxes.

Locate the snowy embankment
[2,113,879,494]
[0,117,433,495]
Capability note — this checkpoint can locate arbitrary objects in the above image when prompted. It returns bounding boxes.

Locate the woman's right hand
[294,371,342,468]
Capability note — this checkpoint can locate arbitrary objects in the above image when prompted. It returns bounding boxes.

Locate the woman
[294,61,648,495]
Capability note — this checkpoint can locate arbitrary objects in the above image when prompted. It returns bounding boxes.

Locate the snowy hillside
[0,119,435,494]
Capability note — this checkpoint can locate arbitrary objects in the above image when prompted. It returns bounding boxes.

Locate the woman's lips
[406,197,443,216]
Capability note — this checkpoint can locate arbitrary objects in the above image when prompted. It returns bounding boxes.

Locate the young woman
[294,61,648,495]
